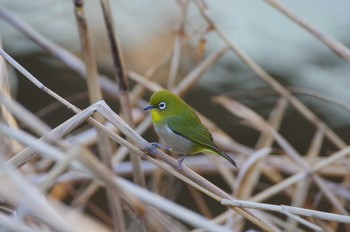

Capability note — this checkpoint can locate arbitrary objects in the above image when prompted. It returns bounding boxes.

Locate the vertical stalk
[167,0,188,89]
[99,0,146,187]
[73,1,126,231]
[0,38,22,154]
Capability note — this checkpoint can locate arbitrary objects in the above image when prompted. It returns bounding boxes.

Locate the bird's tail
[218,150,237,167]
[204,146,237,167]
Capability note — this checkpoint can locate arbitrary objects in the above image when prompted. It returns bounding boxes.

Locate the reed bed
[0,0,350,231]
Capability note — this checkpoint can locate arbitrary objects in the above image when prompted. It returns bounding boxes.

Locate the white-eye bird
[144,90,237,170]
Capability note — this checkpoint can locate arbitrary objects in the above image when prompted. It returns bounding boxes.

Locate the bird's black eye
[158,101,167,110]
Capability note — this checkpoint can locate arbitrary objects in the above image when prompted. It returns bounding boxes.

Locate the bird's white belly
[155,124,195,154]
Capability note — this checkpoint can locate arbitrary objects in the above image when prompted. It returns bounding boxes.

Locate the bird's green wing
[167,112,216,150]
[168,111,237,167]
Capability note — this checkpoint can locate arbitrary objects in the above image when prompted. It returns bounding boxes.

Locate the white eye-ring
[158,102,167,110]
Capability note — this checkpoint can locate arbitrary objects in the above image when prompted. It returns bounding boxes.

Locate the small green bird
[144,90,237,170]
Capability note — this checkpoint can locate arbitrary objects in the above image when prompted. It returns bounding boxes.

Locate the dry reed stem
[264,0,350,63]
[0,7,120,98]
[115,178,231,232]
[251,145,350,203]
[76,2,127,230]
[111,54,172,167]
[289,87,350,114]
[222,199,350,224]
[210,94,350,229]
[227,87,350,115]
[1,122,175,231]
[0,211,39,232]
[195,0,347,151]
[2,108,254,231]
[1,1,349,231]
[0,42,23,154]
[95,103,274,231]
[99,0,140,153]
[4,80,348,229]
[186,184,213,218]
[0,93,51,138]
[73,0,110,195]
[52,150,347,182]
[130,69,251,156]
[208,155,235,190]
[235,148,272,199]
[129,52,172,104]
[173,46,229,96]
[254,98,288,188]
[0,37,50,160]
[167,0,188,89]
[286,129,324,231]
[108,155,349,178]
[0,50,274,231]
[235,98,288,199]
[129,48,246,189]
[0,156,72,231]
[214,96,350,217]
[129,46,240,190]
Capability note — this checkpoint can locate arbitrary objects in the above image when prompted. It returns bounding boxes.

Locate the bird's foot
[177,160,183,171]
[176,155,187,171]
[142,143,158,158]
[151,142,173,153]
[143,142,173,158]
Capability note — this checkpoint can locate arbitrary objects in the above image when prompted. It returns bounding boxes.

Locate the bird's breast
[154,124,196,154]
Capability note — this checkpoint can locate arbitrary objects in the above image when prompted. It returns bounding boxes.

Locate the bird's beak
[143,105,156,111]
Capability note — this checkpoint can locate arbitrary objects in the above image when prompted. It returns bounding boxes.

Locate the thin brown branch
[222,199,350,224]
[73,1,125,231]
[174,46,229,96]
[214,96,350,217]
[1,49,275,231]
[99,0,145,188]
[264,0,350,63]
[167,0,188,89]
[194,0,347,150]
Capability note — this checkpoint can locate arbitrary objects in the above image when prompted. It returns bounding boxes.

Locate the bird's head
[143,90,182,123]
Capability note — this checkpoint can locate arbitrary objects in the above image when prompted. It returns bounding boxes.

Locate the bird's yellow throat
[150,110,162,124]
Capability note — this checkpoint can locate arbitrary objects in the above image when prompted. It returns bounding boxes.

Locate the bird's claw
[176,155,186,171]
[151,142,174,153]
[177,159,183,171]
[143,143,158,157]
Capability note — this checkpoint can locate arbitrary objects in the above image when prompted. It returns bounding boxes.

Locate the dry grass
[1,0,350,231]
